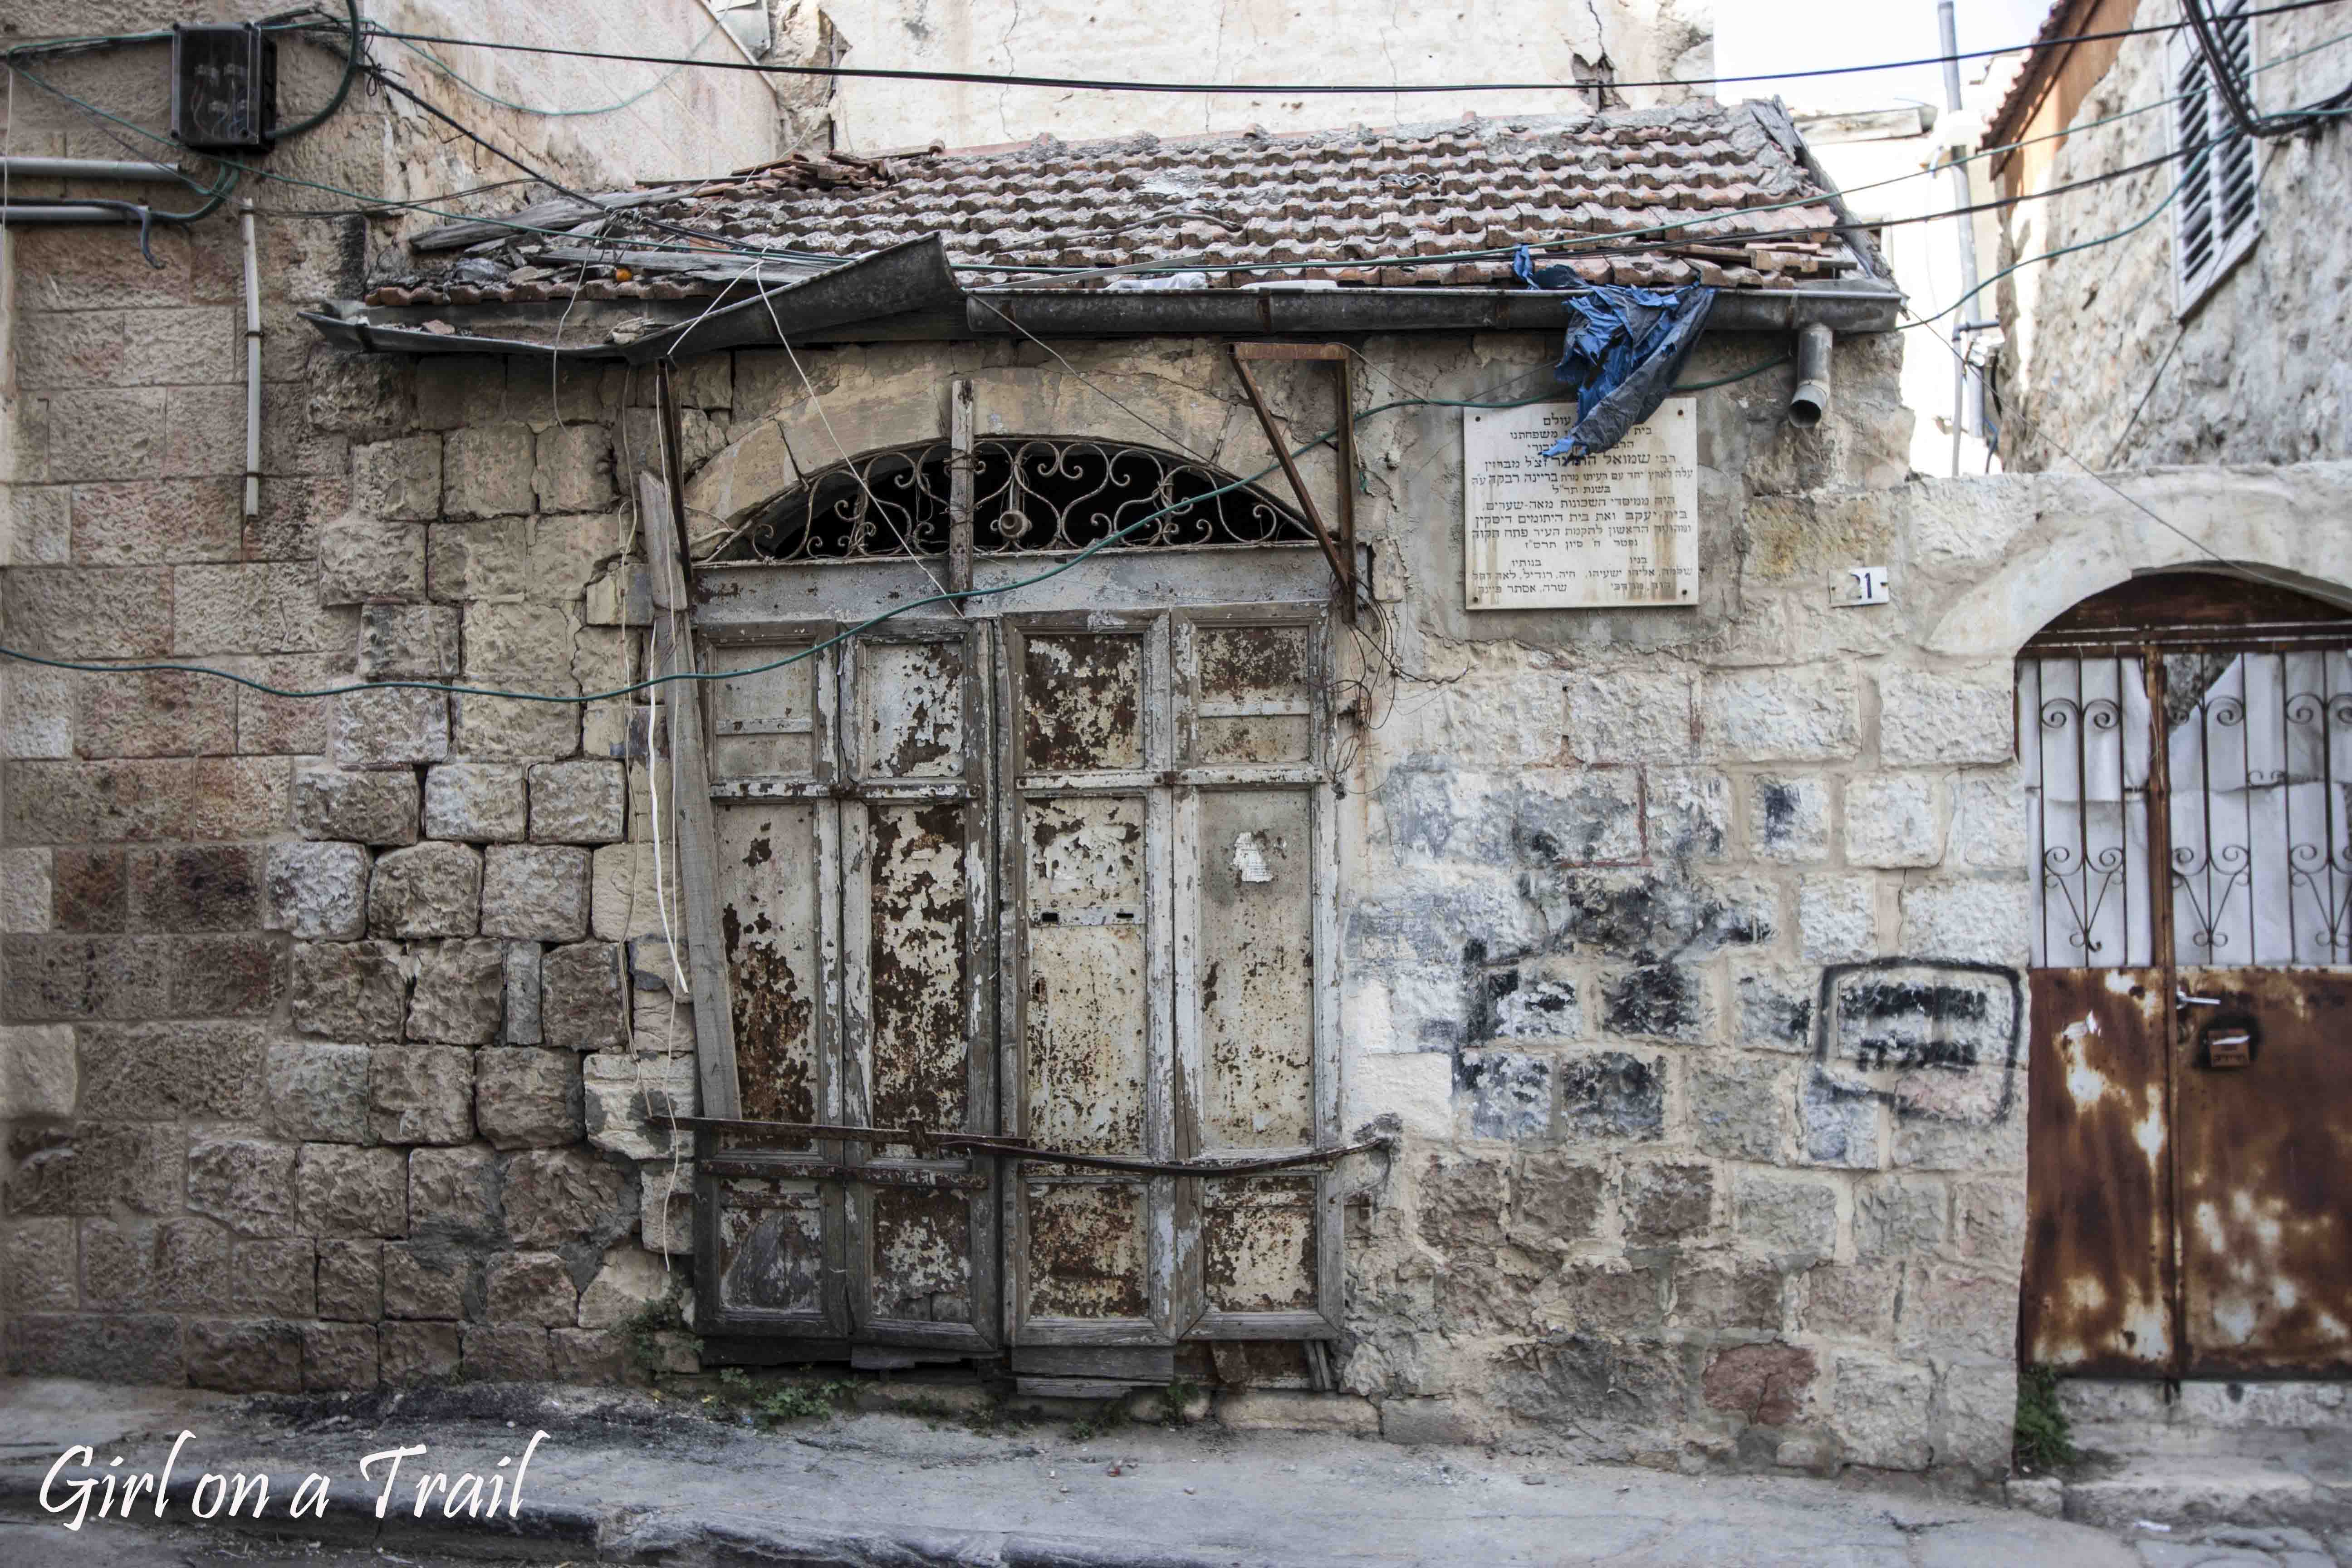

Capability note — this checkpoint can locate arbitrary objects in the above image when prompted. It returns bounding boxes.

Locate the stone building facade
[1984,0,2352,470]
[11,37,2352,1489]
[812,0,1715,149]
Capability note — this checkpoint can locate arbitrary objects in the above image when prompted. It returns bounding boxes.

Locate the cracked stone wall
[13,250,2352,1475]
[1992,1,2352,471]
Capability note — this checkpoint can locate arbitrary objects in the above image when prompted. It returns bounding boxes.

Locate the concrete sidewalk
[0,1375,2145,1567]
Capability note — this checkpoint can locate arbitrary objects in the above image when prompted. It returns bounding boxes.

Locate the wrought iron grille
[708,439,1313,564]
[2023,655,2157,967]
[2024,649,2352,968]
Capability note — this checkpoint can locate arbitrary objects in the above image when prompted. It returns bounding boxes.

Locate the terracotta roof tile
[371,102,1862,309]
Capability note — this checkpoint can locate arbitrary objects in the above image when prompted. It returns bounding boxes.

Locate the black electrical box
[171,24,278,151]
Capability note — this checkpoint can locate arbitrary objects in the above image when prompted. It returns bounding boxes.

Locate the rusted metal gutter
[302,273,1902,358]
[968,283,1901,339]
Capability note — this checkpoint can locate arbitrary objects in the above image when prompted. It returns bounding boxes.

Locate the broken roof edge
[302,275,1904,359]
[302,222,1902,362]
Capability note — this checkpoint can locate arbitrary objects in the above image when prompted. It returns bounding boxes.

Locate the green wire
[1911,181,2183,328]
[0,366,1789,706]
[385,20,725,119]
[1912,94,2352,329]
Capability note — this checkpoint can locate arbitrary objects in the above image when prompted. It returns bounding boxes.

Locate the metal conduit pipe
[0,204,150,223]
[1788,322,1834,428]
[0,156,185,182]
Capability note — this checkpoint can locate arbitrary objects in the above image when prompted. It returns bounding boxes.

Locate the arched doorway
[2018,568,2352,1378]
[685,435,1348,1382]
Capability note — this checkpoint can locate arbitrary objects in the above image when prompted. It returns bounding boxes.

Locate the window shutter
[2175,40,2219,287]
[2174,0,2260,308]
[2214,5,2259,241]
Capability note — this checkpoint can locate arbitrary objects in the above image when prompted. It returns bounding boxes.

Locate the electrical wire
[2104,326,2189,468]
[966,295,1217,461]
[0,372,1644,704]
[2183,0,2352,137]
[350,57,837,266]
[1903,307,2352,617]
[385,19,725,118]
[1912,176,2184,328]
[294,0,2352,101]
[1911,85,2352,329]
[18,20,2347,288]
[271,0,363,140]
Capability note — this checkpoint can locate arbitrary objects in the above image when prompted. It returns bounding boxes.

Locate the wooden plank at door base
[1017,1376,1158,1398]
[1011,1345,1176,1380]
[638,470,745,1121]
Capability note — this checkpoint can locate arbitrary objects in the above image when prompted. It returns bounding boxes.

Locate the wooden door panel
[2176,966,2352,1377]
[1025,1181,1153,1320]
[1170,610,1340,1341]
[710,1175,843,1335]
[1005,616,1174,1345]
[716,800,830,1137]
[870,1186,979,1326]
[842,626,997,1350]
[1192,787,1317,1152]
[1022,633,1146,772]
[1201,1176,1318,1315]
[2020,967,2174,1375]
[863,800,972,1145]
[1024,794,1150,1157]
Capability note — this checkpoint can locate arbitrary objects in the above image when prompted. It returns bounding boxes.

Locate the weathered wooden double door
[2019,576,2352,1378]
[693,606,1340,1361]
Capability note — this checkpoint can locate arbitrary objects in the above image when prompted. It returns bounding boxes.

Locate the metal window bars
[708,438,1313,564]
[2024,648,2352,969]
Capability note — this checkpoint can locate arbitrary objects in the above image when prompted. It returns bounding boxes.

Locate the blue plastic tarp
[1512,245,1716,461]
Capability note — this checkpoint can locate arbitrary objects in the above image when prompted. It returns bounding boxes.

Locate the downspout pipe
[241,198,263,520]
[1788,322,1833,428]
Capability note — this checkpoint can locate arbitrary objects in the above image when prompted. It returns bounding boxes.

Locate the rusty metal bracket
[1230,343,1357,622]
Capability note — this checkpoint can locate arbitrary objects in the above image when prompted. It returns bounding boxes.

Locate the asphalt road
[0,1519,518,1567]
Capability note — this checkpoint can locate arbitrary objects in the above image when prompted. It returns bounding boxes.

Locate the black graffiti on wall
[1808,958,2023,1125]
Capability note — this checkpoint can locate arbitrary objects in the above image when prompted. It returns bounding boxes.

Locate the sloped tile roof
[368,102,1862,309]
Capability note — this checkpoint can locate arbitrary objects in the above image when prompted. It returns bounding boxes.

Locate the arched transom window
[708,438,1316,563]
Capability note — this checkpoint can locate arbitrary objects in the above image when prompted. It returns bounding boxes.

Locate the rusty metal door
[697,619,999,1354]
[1000,608,1341,1349]
[2020,596,2352,1378]
[2167,645,2352,1376]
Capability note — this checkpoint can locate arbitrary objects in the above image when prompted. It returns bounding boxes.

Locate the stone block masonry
[1,285,717,1396]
